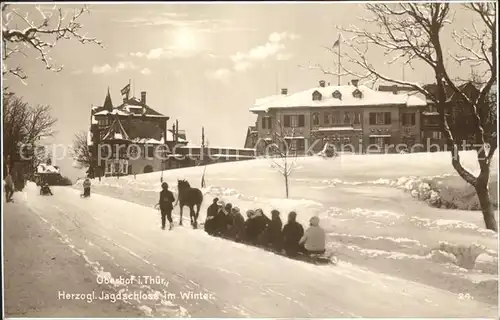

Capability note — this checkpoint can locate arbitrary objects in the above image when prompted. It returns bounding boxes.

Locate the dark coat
[282,221,304,255]
[227,213,245,241]
[204,204,220,235]
[245,215,270,244]
[265,217,283,249]
[159,189,175,211]
[214,208,228,235]
[206,203,219,218]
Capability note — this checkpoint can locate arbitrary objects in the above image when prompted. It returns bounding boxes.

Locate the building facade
[87,88,189,177]
[249,80,426,155]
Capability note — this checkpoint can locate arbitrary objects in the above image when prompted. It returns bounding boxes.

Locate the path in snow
[16,183,497,317]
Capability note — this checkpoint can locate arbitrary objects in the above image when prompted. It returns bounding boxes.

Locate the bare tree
[306,3,497,231]
[2,3,103,82]
[267,120,299,199]
[71,131,91,169]
[3,92,57,173]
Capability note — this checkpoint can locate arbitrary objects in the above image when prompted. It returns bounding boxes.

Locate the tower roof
[103,87,113,111]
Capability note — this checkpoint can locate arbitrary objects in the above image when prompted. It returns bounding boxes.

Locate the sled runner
[259,246,337,265]
[298,252,337,265]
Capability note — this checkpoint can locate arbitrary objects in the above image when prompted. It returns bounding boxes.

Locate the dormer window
[352,89,363,99]
[332,90,342,100]
[312,90,322,101]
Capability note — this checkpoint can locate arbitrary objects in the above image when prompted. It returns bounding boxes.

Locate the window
[129,145,139,158]
[284,115,290,127]
[312,112,320,126]
[296,139,305,152]
[285,115,305,127]
[369,137,389,148]
[145,145,154,158]
[312,90,322,101]
[352,89,363,99]
[332,90,342,100]
[402,113,416,126]
[289,140,297,151]
[122,163,127,174]
[298,115,305,127]
[369,112,391,125]
[353,112,361,125]
[324,112,331,125]
[432,131,442,139]
[343,112,351,125]
[106,162,112,173]
[262,116,272,129]
[332,111,341,124]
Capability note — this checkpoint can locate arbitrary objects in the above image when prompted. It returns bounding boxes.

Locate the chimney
[140,91,146,105]
[319,80,326,88]
[351,79,359,87]
[281,88,288,95]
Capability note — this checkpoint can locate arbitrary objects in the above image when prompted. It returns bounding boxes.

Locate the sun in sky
[171,26,200,52]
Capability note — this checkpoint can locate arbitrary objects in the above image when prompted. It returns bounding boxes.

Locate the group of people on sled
[203,197,326,257]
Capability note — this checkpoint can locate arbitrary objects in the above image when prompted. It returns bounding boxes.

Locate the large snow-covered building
[249,80,427,154]
[87,88,188,177]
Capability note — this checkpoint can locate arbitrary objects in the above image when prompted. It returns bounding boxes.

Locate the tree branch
[2,4,103,81]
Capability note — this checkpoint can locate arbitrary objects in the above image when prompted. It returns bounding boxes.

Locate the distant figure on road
[282,211,304,256]
[82,178,91,198]
[159,182,176,230]
[299,216,326,255]
[4,172,14,202]
[204,197,220,235]
[40,182,53,196]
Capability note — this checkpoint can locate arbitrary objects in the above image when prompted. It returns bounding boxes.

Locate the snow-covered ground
[13,151,498,317]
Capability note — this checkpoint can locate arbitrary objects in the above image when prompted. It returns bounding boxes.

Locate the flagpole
[337,35,341,86]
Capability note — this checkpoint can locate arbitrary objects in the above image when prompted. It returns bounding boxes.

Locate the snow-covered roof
[131,137,165,145]
[37,164,60,174]
[94,109,130,116]
[312,127,362,132]
[91,115,98,124]
[250,84,427,112]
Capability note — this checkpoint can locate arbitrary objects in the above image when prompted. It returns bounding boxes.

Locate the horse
[174,179,203,229]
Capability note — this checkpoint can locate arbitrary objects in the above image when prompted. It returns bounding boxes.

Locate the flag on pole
[120,83,131,96]
[332,34,341,48]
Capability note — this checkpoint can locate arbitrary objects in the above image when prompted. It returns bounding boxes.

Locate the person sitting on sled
[282,211,304,257]
[204,197,220,235]
[82,177,91,197]
[298,216,326,255]
[40,181,53,195]
[262,209,283,251]
[226,207,245,242]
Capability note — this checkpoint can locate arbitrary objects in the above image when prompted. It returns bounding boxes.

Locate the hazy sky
[4,2,480,180]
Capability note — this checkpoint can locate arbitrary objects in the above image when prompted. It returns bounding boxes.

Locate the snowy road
[5,181,497,318]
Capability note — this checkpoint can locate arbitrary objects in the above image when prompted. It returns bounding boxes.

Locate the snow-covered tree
[71,131,91,169]
[2,3,103,83]
[307,3,497,231]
